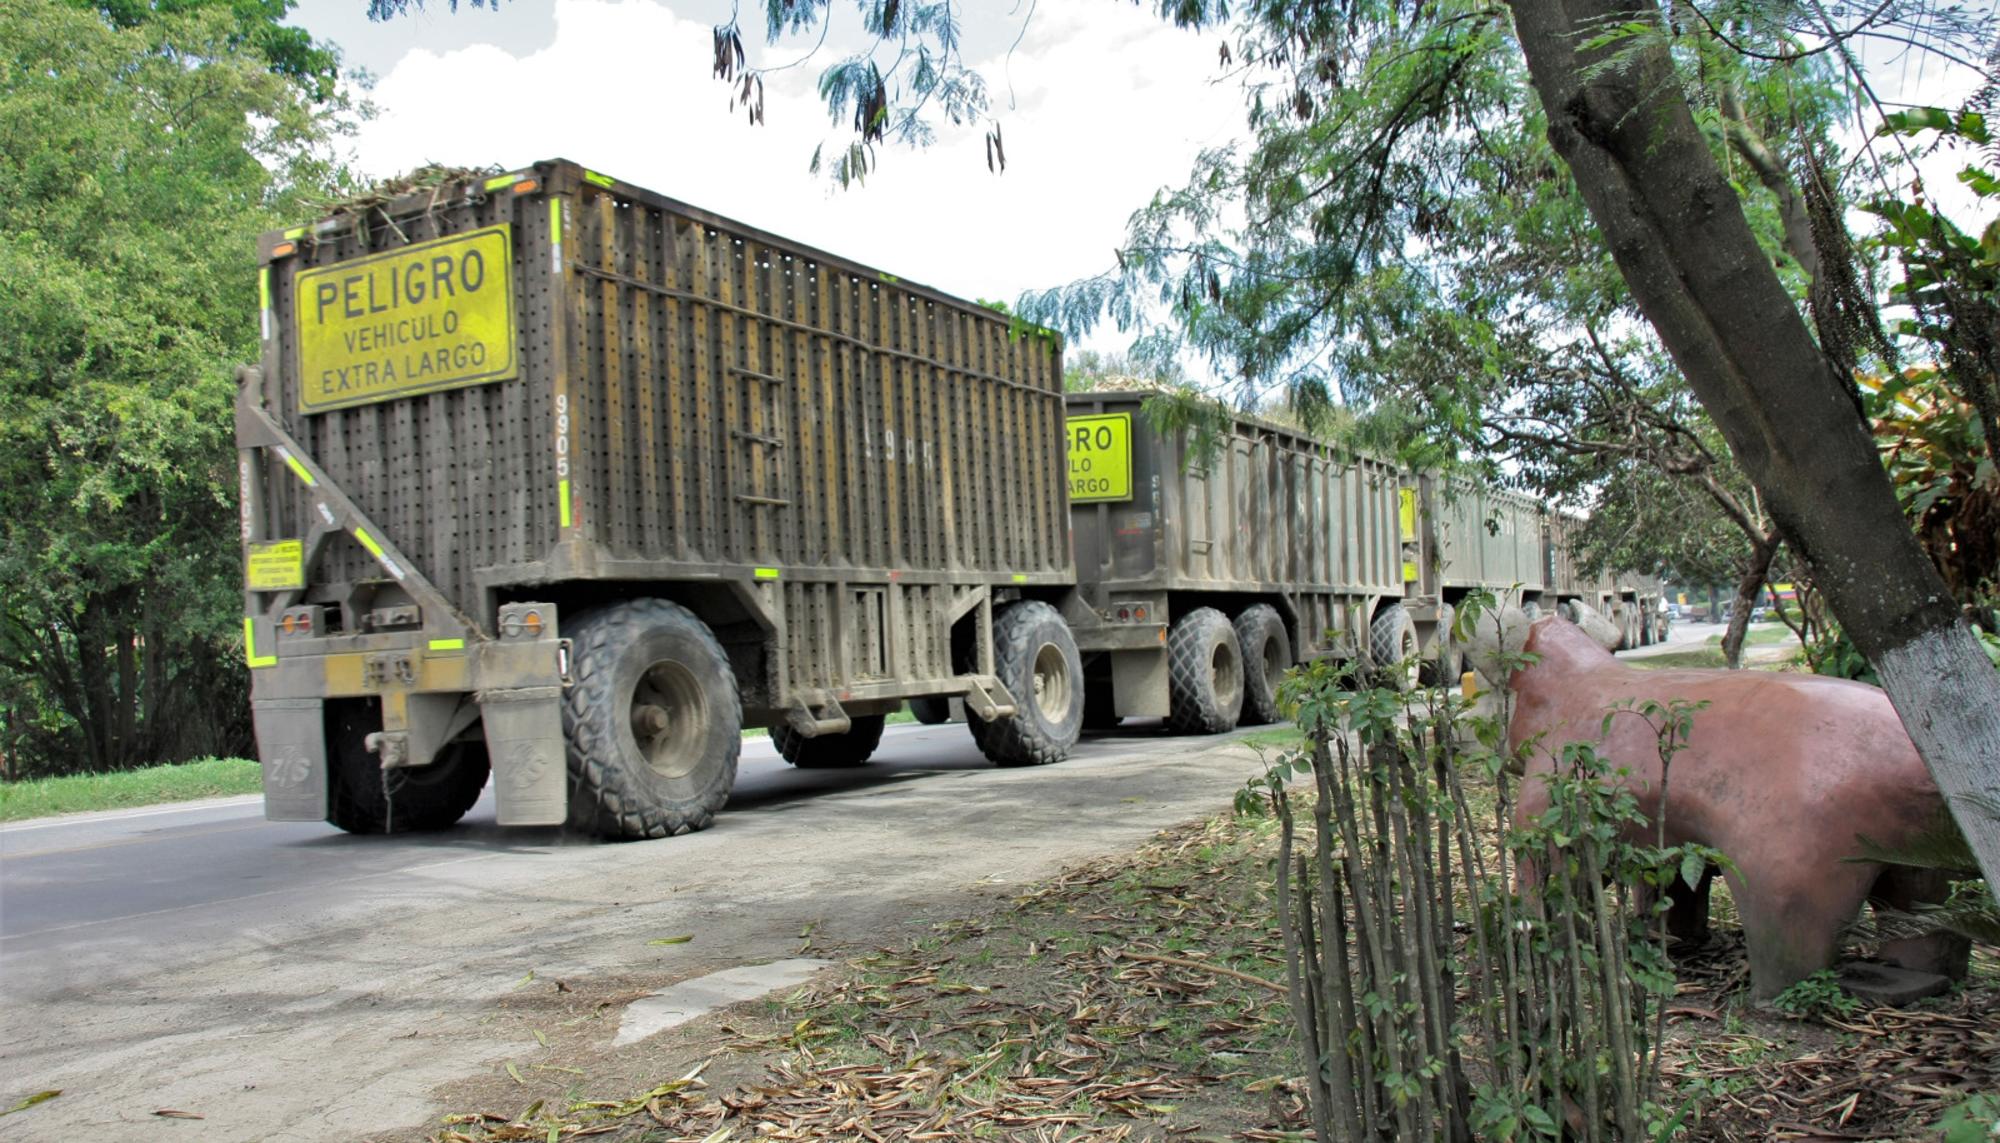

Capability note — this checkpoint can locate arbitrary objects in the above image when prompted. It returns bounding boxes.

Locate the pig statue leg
[1869,866,1972,980]
[1732,862,1879,999]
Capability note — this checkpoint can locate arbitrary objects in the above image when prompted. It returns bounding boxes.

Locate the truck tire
[1233,604,1292,726]
[907,697,951,725]
[1369,603,1421,692]
[771,715,886,768]
[1167,607,1245,734]
[562,599,740,840]
[969,601,1083,766]
[326,700,489,835]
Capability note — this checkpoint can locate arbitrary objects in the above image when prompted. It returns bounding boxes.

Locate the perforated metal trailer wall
[1432,485,1551,593]
[250,160,1069,712]
[1066,393,1405,658]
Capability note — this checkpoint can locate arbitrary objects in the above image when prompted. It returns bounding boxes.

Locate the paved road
[0,722,997,982]
[0,717,1273,1142]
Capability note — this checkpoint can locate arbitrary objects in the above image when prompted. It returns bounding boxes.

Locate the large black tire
[771,715,886,768]
[326,699,489,835]
[1369,603,1421,692]
[562,598,740,840]
[907,697,951,725]
[1232,604,1292,726]
[1167,607,1245,734]
[969,601,1084,767]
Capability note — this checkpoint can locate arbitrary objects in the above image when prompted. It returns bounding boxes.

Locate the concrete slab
[1837,960,1952,1006]
[615,959,834,1046]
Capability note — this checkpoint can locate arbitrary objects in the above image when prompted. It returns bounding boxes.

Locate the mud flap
[480,685,567,826]
[254,697,328,821]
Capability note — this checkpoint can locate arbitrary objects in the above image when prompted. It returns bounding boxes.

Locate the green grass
[1702,623,1793,647]
[0,756,262,823]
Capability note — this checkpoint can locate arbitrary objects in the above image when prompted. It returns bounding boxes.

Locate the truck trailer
[1060,392,1409,730]
[237,161,1663,840]
[239,160,1081,839]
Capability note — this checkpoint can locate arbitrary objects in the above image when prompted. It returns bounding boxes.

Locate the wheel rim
[1261,630,1286,679]
[629,659,708,780]
[1212,638,1243,710]
[1030,641,1074,723]
[1397,628,1420,689]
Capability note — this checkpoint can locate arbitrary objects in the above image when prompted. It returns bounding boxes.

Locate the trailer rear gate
[245,161,1070,837]
[253,161,1067,703]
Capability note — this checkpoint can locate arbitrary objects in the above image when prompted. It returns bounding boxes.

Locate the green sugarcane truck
[238,160,1077,838]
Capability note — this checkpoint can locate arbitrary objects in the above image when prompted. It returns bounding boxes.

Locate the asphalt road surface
[0,718,1276,1142]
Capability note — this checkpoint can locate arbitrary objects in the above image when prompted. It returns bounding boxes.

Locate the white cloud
[348,0,1241,350]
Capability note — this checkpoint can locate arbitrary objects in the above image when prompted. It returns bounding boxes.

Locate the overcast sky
[289,0,1991,370]
[291,0,1244,360]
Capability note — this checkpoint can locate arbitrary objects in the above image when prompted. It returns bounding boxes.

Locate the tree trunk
[1720,538,1779,669]
[1505,0,2000,884]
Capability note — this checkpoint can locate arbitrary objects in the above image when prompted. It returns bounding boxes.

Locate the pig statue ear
[1464,604,1532,687]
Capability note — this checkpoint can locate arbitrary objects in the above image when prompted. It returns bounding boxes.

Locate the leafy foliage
[1769,970,1859,1022]
[0,0,352,776]
[72,0,340,98]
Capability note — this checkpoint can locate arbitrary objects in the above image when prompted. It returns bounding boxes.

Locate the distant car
[1751,606,1771,621]
[1666,603,1685,620]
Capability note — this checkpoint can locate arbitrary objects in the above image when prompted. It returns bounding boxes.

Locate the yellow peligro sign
[246,539,305,591]
[1066,413,1132,503]
[293,224,518,413]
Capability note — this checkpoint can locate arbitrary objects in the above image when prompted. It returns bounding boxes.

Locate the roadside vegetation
[420,608,1995,1141]
[419,777,1997,1143]
[0,757,261,823]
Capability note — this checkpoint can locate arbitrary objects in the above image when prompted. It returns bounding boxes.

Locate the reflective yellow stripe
[283,226,306,240]
[1399,488,1418,543]
[483,173,522,191]
[1010,573,1029,584]
[258,266,271,313]
[754,567,780,580]
[1403,560,1420,583]
[243,617,276,668]
[428,638,465,652]
[558,479,572,527]
[280,450,316,487]
[583,169,614,188]
[353,527,385,560]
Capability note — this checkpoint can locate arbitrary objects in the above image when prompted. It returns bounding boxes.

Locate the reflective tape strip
[483,173,523,191]
[277,447,316,487]
[559,479,572,528]
[283,226,306,240]
[754,567,781,580]
[428,638,465,652]
[350,526,406,580]
[259,267,272,341]
[550,199,563,274]
[583,169,614,188]
[243,617,276,668]
[1010,573,1028,584]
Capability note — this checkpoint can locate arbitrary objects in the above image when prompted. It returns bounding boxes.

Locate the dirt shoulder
[394,769,1998,1143]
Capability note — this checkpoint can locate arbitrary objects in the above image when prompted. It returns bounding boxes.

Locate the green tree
[0,0,352,775]
[380,0,2000,881]
[73,0,340,98]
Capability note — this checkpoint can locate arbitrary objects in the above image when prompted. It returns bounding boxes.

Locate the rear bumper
[248,623,571,826]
